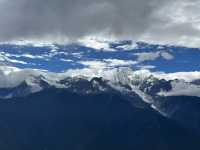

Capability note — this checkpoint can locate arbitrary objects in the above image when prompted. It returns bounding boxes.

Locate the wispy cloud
[79,59,137,69]
[135,51,174,62]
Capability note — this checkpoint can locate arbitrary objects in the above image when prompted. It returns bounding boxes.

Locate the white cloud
[116,42,138,51]
[104,59,137,66]
[7,59,27,65]
[0,68,40,88]
[160,52,174,60]
[79,59,137,69]
[60,59,73,62]
[137,65,156,70]
[21,54,44,59]
[0,52,27,64]
[79,61,107,69]
[135,51,174,62]
[0,65,21,75]
[158,80,200,97]
[0,66,63,88]
[71,52,83,59]
[154,71,200,82]
[135,52,160,62]
[79,38,116,51]
[0,52,45,60]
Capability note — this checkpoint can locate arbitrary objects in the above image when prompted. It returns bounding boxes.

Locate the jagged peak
[0,65,200,100]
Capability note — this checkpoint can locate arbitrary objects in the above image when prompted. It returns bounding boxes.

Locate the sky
[0,0,200,47]
[0,0,200,98]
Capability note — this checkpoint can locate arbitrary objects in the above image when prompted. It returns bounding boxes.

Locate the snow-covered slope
[0,65,149,90]
[1,65,200,140]
[0,66,199,101]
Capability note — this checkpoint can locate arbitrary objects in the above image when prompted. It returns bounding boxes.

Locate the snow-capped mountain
[0,65,200,118]
[0,40,200,149]
[0,66,200,150]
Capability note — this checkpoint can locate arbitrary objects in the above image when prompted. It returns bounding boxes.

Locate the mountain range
[0,40,200,149]
[0,66,199,149]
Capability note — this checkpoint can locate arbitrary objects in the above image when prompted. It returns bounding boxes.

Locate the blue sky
[0,40,199,73]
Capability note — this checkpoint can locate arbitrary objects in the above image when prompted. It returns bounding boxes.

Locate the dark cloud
[0,0,200,46]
